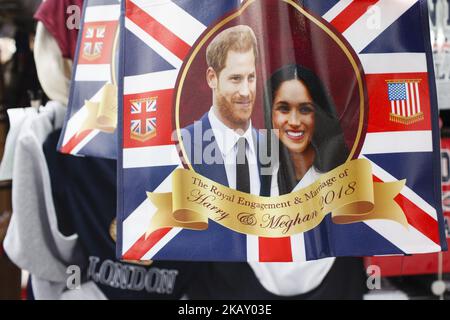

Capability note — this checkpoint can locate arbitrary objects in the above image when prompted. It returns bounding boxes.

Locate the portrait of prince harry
[179,25,271,260]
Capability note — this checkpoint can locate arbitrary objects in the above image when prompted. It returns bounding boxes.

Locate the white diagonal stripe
[359,53,427,74]
[125,18,182,69]
[123,145,181,168]
[70,130,100,154]
[322,0,354,22]
[75,64,111,82]
[361,131,433,155]
[130,0,206,46]
[364,221,441,254]
[124,70,178,95]
[343,0,418,53]
[84,5,121,22]
[362,155,438,221]
[122,165,181,254]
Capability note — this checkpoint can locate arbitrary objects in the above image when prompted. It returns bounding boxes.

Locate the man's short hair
[206,25,258,75]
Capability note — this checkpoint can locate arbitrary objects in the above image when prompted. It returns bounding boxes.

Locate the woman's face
[272,79,315,155]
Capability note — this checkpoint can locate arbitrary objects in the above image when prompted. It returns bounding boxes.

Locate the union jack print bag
[117,0,447,262]
[58,0,120,159]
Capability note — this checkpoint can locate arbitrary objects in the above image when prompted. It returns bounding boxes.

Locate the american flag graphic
[387,80,424,124]
[117,0,447,262]
[58,0,120,159]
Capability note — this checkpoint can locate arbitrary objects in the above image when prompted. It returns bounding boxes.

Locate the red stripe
[60,130,93,154]
[372,176,440,245]
[122,228,172,260]
[330,0,380,33]
[258,237,293,262]
[126,1,191,61]
[396,194,440,245]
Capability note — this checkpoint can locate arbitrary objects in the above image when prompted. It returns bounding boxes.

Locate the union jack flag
[58,0,120,159]
[130,98,157,142]
[117,0,447,262]
[83,26,106,60]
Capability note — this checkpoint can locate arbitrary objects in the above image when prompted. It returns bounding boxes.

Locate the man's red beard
[215,93,253,130]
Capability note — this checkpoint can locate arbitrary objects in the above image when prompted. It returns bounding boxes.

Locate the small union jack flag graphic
[83,26,106,60]
[130,98,157,142]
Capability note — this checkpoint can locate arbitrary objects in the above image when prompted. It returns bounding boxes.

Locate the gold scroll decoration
[145,159,408,238]
[77,83,118,135]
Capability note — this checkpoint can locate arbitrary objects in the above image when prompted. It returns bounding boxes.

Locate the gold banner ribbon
[145,159,407,238]
[77,83,118,135]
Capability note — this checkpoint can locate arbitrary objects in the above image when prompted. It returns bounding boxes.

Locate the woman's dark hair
[263,64,349,195]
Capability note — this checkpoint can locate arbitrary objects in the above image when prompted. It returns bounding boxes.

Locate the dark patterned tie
[236,137,250,193]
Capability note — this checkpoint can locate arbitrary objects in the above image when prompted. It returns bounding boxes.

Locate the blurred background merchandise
[0,0,41,300]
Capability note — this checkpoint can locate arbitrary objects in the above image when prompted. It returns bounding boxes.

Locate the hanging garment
[3,101,89,298]
[42,129,203,299]
[4,100,201,299]
[34,0,84,61]
[0,107,39,181]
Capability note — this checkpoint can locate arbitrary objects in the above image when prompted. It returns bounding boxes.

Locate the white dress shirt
[208,107,260,195]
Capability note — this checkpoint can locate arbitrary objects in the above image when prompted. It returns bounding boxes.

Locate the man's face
[208,50,256,131]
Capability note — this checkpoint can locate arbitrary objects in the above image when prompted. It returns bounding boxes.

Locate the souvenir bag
[58,0,120,159]
[117,0,447,262]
